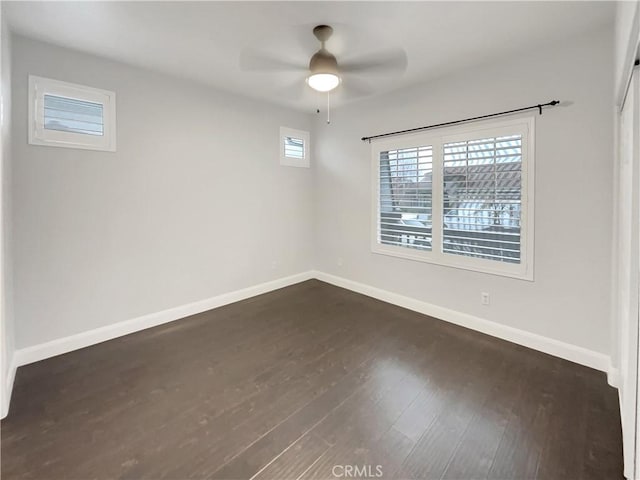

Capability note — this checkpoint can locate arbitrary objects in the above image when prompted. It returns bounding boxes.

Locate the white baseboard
[1,359,17,419]
[7,269,616,419]
[313,271,612,373]
[608,366,622,389]
[12,271,314,368]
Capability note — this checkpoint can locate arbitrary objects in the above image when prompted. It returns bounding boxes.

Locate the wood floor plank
[86,315,395,478]
[251,433,331,480]
[301,329,498,480]
[580,372,625,480]
[394,340,510,480]
[440,346,531,480]
[536,360,595,480]
[297,368,424,480]
[126,308,402,479]
[0,280,623,480]
[198,329,407,479]
[486,353,561,480]
[5,283,361,479]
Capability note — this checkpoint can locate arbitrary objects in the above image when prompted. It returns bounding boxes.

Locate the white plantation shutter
[44,94,104,136]
[442,135,522,263]
[379,146,433,251]
[29,75,116,151]
[280,127,310,167]
[284,136,305,159]
[372,117,533,280]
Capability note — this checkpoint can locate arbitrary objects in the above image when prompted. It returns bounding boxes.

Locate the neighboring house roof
[389,162,521,202]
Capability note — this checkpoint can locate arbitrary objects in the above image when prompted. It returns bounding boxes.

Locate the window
[280,127,310,167]
[28,75,116,151]
[372,117,534,280]
[379,145,433,251]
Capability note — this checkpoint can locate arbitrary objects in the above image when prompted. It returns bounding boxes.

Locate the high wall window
[372,117,534,280]
[28,75,116,151]
[280,127,310,168]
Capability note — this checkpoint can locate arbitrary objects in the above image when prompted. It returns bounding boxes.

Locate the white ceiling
[6,1,614,112]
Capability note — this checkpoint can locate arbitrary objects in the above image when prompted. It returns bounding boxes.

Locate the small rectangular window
[284,136,305,159]
[29,75,116,151]
[280,127,309,167]
[43,94,104,136]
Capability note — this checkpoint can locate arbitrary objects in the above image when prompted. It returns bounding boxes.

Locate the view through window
[374,118,532,279]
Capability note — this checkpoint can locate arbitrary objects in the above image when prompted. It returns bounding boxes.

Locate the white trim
[10,269,613,373]
[13,272,314,367]
[6,269,617,420]
[370,116,534,281]
[313,271,610,372]
[616,4,640,110]
[611,104,622,380]
[1,359,16,419]
[280,126,310,168]
[28,75,116,152]
[609,366,622,389]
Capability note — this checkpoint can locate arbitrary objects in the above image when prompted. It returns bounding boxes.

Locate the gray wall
[313,27,614,355]
[12,35,314,348]
[10,25,616,361]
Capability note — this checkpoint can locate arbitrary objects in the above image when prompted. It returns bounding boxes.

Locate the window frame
[28,75,116,152]
[370,115,535,281]
[280,126,310,168]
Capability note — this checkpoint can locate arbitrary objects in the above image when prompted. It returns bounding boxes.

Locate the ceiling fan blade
[340,48,408,75]
[239,49,307,73]
[338,76,375,98]
[272,76,312,102]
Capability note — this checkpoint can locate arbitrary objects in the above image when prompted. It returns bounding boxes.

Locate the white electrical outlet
[481,292,490,305]
[337,257,344,267]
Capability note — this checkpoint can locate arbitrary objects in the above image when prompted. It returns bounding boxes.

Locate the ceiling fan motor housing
[309,49,339,75]
[312,25,333,43]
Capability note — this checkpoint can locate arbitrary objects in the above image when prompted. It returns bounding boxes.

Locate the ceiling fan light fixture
[306,73,341,92]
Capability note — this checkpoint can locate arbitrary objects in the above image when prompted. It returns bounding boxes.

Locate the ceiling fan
[306,25,343,92]
[241,24,407,101]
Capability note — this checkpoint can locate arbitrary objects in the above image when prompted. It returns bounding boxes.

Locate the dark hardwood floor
[1,280,623,479]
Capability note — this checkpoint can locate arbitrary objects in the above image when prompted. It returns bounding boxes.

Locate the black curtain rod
[361,100,560,142]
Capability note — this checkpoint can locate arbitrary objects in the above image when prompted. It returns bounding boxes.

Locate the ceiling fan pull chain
[327,92,331,124]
